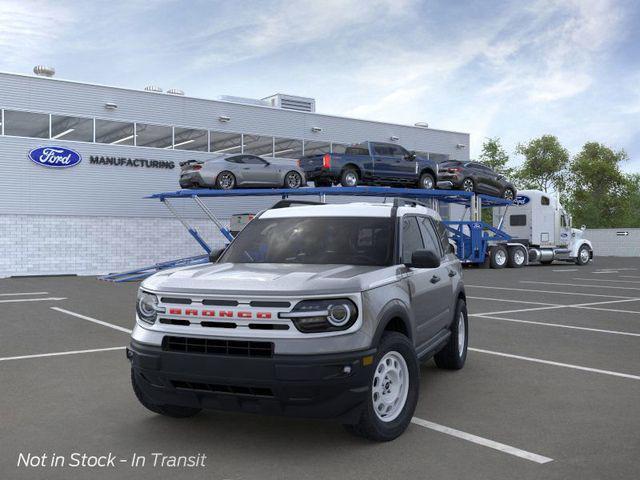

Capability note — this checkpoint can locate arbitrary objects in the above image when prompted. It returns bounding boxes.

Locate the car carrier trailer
[100,186,591,282]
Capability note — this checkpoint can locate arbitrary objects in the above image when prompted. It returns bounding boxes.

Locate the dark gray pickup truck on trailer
[299,141,439,189]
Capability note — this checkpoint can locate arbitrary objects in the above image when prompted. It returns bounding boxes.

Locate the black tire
[507,246,526,268]
[343,332,419,442]
[461,178,475,192]
[314,179,332,187]
[340,168,359,187]
[434,299,468,370]
[283,171,303,189]
[131,369,201,418]
[216,171,236,190]
[502,187,515,201]
[575,245,591,265]
[489,245,508,269]
[418,172,435,190]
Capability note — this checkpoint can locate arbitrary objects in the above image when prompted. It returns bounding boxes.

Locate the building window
[303,140,331,156]
[274,137,303,159]
[51,115,93,142]
[243,135,274,156]
[3,110,49,138]
[95,119,135,145]
[331,143,348,154]
[210,131,242,154]
[135,123,172,149]
[173,127,208,151]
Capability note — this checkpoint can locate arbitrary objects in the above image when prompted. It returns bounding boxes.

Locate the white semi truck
[489,189,593,268]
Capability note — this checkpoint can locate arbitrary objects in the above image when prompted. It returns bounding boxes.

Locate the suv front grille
[162,336,274,358]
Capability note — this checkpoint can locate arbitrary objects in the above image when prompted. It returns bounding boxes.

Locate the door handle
[430,275,441,284]
[448,269,457,277]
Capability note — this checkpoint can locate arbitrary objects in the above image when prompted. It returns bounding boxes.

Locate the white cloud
[0,0,74,68]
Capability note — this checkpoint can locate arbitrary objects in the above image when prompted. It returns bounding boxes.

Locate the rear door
[371,143,396,180]
[389,144,417,183]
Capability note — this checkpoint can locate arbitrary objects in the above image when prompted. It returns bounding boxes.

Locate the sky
[1,0,639,172]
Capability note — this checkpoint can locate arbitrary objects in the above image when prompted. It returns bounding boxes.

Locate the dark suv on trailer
[437,160,516,199]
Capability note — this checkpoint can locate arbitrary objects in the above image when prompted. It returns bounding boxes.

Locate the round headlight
[137,291,159,324]
[327,303,352,327]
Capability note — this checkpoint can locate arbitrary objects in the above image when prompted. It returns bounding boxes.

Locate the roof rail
[270,199,325,209]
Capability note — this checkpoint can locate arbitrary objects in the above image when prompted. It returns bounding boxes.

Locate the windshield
[219,216,394,266]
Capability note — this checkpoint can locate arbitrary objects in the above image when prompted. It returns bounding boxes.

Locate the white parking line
[573,278,640,284]
[552,269,578,272]
[0,346,125,362]
[466,296,559,307]
[0,292,49,296]
[521,281,640,292]
[472,297,640,317]
[410,417,553,464]
[621,275,640,279]
[465,285,634,299]
[471,315,640,337]
[51,307,132,334]
[0,297,67,304]
[469,348,640,381]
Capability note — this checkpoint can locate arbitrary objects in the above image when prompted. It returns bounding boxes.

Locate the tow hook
[126,348,133,361]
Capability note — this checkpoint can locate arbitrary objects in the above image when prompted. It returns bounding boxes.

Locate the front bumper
[128,340,375,422]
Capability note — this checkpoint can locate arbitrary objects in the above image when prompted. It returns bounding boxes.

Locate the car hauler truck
[489,189,593,268]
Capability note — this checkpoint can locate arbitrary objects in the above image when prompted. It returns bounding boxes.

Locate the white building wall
[0,215,230,277]
[584,228,640,257]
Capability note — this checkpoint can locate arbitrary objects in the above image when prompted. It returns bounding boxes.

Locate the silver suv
[128,199,468,441]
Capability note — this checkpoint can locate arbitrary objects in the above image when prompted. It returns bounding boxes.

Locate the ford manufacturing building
[0,69,470,278]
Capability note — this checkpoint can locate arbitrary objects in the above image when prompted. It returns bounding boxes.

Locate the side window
[541,196,550,206]
[243,155,267,165]
[401,217,424,264]
[431,218,451,255]
[389,145,406,158]
[226,156,243,164]
[510,215,527,226]
[373,144,391,156]
[417,217,442,257]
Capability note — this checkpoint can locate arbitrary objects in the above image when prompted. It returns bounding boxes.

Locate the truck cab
[495,190,593,265]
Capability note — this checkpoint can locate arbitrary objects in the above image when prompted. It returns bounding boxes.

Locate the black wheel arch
[371,301,413,348]
[342,163,362,177]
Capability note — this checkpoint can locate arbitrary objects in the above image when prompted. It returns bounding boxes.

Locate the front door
[400,216,451,346]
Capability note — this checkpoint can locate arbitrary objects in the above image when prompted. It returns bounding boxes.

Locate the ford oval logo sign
[28,146,82,168]
[514,195,530,206]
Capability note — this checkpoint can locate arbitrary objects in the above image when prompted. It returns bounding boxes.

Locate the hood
[142,262,397,296]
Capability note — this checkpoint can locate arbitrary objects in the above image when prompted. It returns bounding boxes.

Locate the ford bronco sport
[128,199,468,441]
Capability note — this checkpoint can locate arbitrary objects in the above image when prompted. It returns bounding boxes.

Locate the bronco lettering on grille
[167,308,272,319]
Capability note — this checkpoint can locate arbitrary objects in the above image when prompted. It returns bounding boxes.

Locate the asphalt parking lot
[1,257,639,480]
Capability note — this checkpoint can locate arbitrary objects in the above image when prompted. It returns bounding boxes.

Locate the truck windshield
[219,217,394,266]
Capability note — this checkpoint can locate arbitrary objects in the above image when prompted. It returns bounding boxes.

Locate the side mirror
[208,248,224,263]
[405,151,416,161]
[581,225,586,231]
[407,249,440,269]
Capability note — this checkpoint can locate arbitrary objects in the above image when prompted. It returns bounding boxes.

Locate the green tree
[515,135,569,192]
[478,137,514,177]
[566,142,633,228]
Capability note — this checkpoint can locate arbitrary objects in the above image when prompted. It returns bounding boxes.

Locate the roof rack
[270,199,325,209]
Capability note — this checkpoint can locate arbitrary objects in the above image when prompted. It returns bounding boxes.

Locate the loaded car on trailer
[179,154,306,190]
[437,160,517,200]
[128,198,468,441]
[298,141,439,190]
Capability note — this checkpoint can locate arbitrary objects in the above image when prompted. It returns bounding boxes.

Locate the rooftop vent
[167,88,185,96]
[144,85,163,93]
[262,94,316,113]
[33,65,55,77]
